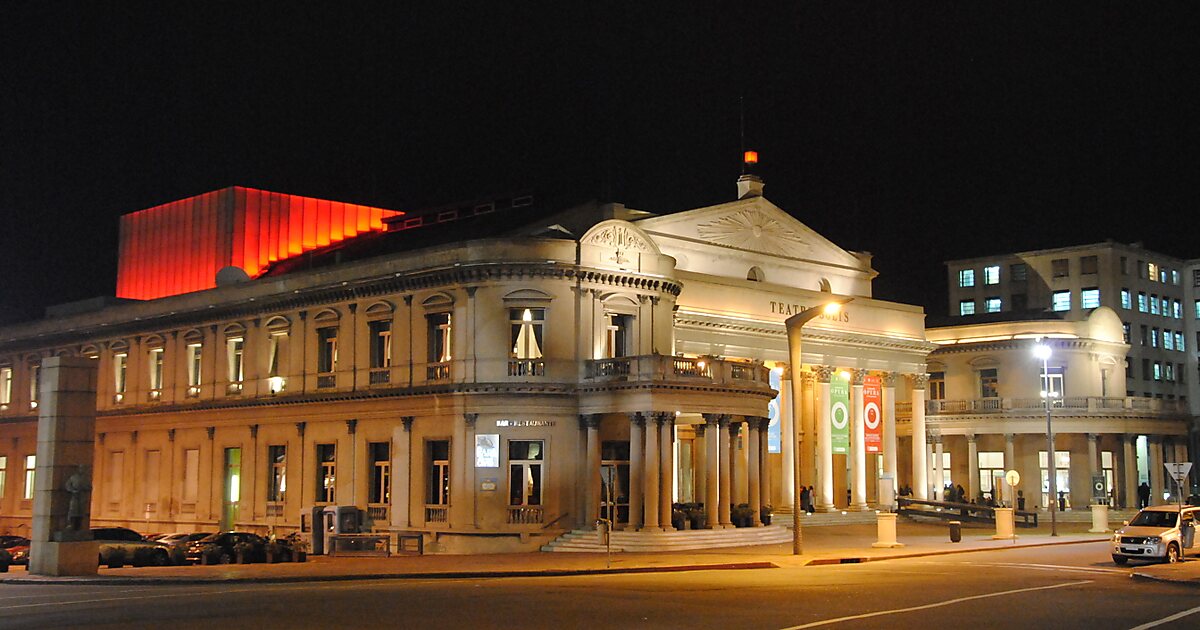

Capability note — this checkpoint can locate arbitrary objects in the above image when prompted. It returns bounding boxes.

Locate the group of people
[797,485,817,513]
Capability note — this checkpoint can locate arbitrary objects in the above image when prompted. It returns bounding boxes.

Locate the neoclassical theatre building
[0,182,936,552]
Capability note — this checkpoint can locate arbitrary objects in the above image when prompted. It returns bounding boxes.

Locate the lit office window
[1151,328,1159,348]
[1172,270,1181,285]
[1172,300,1182,319]
[1148,262,1158,281]
[959,300,976,316]
[1150,295,1160,315]
[1138,293,1148,313]
[1175,332,1184,352]
[1120,289,1131,310]
[1164,331,1174,351]
[983,266,1000,285]
[958,269,975,288]
[1122,322,1131,344]
[369,320,393,369]
[1195,300,1200,319]
[226,337,244,384]
[0,455,6,498]
[317,327,339,374]
[1160,297,1169,316]
[0,366,11,407]
[1081,288,1100,309]
[984,297,1001,313]
[1166,363,1175,381]
[1153,363,1161,381]
[1051,291,1071,312]
[23,455,35,500]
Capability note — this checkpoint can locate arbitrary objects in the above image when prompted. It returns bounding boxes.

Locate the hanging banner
[768,368,782,453]
[863,375,882,453]
[830,372,850,454]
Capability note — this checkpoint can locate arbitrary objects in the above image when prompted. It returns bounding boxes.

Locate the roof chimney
[738,150,763,198]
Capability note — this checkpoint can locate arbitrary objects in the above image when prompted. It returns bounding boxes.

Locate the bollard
[948,520,962,543]
[871,511,905,548]
[992,507,1017,540]
[1088,504,1109,533]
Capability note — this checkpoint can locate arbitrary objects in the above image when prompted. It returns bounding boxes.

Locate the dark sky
[2,3,1197,324]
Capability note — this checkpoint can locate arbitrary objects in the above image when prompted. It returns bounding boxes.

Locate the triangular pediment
[633,196,866,269]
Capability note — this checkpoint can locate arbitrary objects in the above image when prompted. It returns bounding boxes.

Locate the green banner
[830,372,850,454]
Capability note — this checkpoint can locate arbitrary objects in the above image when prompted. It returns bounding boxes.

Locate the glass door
[222,447,242,530]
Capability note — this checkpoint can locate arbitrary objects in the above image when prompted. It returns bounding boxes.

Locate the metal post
[1042,349,1058,537]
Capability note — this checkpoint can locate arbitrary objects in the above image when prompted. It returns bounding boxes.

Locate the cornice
[673,314,936,354]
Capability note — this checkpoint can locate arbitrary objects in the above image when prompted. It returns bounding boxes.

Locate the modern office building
[945,242,1199,495]
[0,179,934,552]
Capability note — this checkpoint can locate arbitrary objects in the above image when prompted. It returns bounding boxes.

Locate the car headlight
[1112,534,1121,543]
[1146,536,1162,543]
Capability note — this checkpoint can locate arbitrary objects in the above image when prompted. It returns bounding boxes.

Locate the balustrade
[424,505,449,523]
[506,506,544,524]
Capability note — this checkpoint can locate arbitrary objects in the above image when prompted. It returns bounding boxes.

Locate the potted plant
[265,540,287,563]
[200,545,227,565]
[732,504,753,528]
[760,504,773,526]
[671,505,687,531]
[289,538,308,563]
[686,505,706,530]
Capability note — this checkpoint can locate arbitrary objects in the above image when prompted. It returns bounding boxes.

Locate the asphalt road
[2,542,1198,629]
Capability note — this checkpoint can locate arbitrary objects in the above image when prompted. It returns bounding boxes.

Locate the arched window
[747,266,765,282]
[819,278,832,293]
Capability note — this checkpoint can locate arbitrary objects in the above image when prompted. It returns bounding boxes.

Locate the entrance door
[1039,450,1070,509]
[601,441,630,526]
[222,447,242,530]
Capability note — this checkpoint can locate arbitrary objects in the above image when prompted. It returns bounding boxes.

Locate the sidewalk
[0,521,1109,585]
[1130,558,1200,587]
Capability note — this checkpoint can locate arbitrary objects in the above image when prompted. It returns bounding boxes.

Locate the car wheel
[218,552,233,564]
[153,550,170,566]
[1166,543,1181,564]
[1112,555,1129,566]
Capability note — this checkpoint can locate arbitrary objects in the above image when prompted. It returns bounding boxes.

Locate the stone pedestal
[29,357,99,577]
[992,507,1017,541]
[871,512,904,548]
[1089,504,1110,533]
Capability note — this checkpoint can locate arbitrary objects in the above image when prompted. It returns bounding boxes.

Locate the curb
[0,561,777,586]
[805,537,1109,566]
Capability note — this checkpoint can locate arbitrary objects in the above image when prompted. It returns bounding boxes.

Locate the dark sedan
[185,532,268,564]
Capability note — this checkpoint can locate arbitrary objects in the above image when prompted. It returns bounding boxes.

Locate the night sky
[2,3,1197,325]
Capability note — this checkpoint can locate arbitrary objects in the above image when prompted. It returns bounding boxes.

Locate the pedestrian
[1138,482,1151,509]
[955,484,966,504]
[800,486,810,515]
[1017,490,1025,511]
[806,486,816,513]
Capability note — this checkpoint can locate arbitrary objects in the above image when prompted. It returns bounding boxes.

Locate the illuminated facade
[0,183,934,552]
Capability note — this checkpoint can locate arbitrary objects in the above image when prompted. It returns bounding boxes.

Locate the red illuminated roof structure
[115,187,403,300]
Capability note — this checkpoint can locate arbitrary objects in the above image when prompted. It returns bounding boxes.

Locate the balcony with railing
[426,362,451,381]
[317,373,337,389]
[369,368,391,385]
[425,504,449,524]
[584,354,773,392]
[506,505,544,524]
[508,359,545,377]
[896,395,1188,420]
[367,503,389,522]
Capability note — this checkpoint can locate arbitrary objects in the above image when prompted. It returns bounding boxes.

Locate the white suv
[1111,505,1197,565]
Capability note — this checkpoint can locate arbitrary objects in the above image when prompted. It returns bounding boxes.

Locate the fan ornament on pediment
[696,209,805,256]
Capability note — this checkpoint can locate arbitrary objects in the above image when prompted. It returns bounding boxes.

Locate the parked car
[1112,505,1198,565]
[185,532,268,564]
[156,532,214,548]
[0,535,29,549]
[91,527,174,567]
[6,539,30,565]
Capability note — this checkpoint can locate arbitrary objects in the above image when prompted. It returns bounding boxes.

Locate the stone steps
[542,525,792,552]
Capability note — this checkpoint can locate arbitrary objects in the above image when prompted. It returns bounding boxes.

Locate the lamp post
[785,298,852,555]
[1034,341,1058,537]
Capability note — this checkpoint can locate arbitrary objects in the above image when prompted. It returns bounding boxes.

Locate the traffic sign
[1165,462,1193,486]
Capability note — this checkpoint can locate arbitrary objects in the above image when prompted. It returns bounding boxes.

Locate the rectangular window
[959,300,976,316]
[369,442,391,505]
[316,443,336,503]
[1165,330,1174,350]
[1172,269,1181,285]
[0,366,12,406]
[187,344,203,388]
[267,332,287,393]
[1125,356,1133,379]
[23,454,35,500]
[509,308,545,359]
[1148,262,1158,281]
[147,348,164,391]
[1010,263,1028,282]
[226,337,244,384]
[427,313,452,363]
[1150,295,1160,315]
[1122,322,1131,344]
[183,448,200,504]
[1138,293,1148,313]
[267,445,287,502]
[1137,260,1146,279]
[368,320,392,369]
[1153,362,1162,381]
[508,440,544,507]
[1120,289,1131,310]
[1040,366,1065,401]
[1051,258,1069,278]
[1160,268,1168,283]
[113,353,128,395]
[1175,332,1184,352]
[604,313,634,358]
[984,297,1001,313]
[1151,328,1159,348]
[983,265,1000,285]
[1194,269,1200,287]
[1172,300,1182,319]
[1142,358,1150,381]
[29,364,39,407]
[1195,300,1200,319]
[978,452,1005,498]
[1165,363,1175,382]
[1160,297,1169,316]
[1051,291,1071,312]
[979,368,999,398]
[1080,255,1098,275]
[1080,288,1100,309]
[427,440,451,505]
[928,372,945,401]
[0,455,7,498]
[958,269,975,287]
[317,327,338,374]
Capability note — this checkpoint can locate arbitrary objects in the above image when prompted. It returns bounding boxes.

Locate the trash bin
[949,520,962,543]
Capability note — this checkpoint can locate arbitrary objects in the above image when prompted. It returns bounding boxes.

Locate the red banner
[863,375,883,453]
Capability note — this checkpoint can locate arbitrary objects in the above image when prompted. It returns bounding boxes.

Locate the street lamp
[1033,341,1058,537]
[785,298,852,555]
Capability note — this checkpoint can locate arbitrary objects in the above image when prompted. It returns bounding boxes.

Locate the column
[1122,434,1137,509]
[758,417,771,515]
[748,417,763,526]
[628,413,644,530]
[1149,436,1164,506]
[704,414,720,529]
[967,433,979,503]
[882,372,898,488]
[642,411,661,531]
[815,366,835,511]
[658,413,674,531]
[800,371,817,489]
[718,415,733,527]
[390,417,413,529]
[1087,433,1100,502]
[780,366,795,507]
[694,423,708,511]
[582,414,601,528]
[850,369,868,510]
[729,420,742,505]
[933,436,945,500]
[910,374,928,500]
